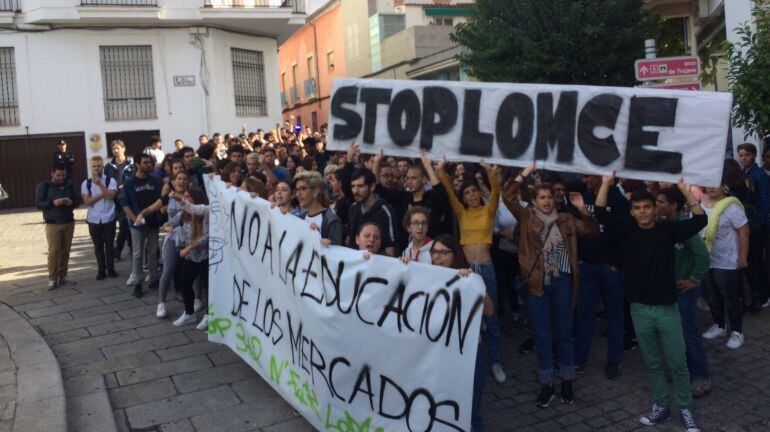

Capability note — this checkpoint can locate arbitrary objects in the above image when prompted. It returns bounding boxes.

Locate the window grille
[81,0,157,5]
[0,47,19,126]
[100,45,157,121]
[232,48,267,117]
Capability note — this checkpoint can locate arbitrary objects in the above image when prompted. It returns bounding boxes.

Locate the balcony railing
[0,0,20,12]
[289,86,298,103]
[81,0,158,5]
[204,0,305,13]
[304,78,316,99]
[280,92,287,107]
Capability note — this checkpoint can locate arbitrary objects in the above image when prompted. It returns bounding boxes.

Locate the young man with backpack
[35,164,82,290]
[596,173,706,432]
[104,140,135,260]
[81,156,119,280]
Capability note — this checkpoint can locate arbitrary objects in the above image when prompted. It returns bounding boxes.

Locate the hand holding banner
[205,176,486,432]
[328,78,732,187]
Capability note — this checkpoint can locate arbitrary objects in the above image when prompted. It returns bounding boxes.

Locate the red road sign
[648,81,701,91]
[635,56,700,81]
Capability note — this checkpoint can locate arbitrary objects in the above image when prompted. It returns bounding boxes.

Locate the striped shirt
[541,229,571,275]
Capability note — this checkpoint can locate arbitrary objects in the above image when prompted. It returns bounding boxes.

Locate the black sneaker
[133,284,143,298]
[96,272,106,281]
[536,384,555,408]
[107,269,119,278]
[605,364,621,380]
[679,408,701,432]
[519,337,535,354]
[639,404,671,426]
[560,380,574,404]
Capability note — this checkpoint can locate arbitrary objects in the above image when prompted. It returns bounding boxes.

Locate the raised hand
[521,160,537,178]
[602,170,616,186]
[569,192,586,210]
[346,141,360,163]
[437,155,448,173]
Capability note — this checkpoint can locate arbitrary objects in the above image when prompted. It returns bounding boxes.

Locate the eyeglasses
[429,249,453,257]
[409,221,428,227]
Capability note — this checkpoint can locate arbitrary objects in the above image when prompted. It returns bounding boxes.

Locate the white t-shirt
[305,212,324,234]
[704,203,748,270]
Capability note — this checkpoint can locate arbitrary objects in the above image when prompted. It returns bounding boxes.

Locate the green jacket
[674,214,709,286]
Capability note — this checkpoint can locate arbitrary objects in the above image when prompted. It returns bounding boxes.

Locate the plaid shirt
[745,163,770,225]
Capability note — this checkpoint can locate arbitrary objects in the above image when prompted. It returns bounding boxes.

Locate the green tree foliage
[724,1,770,141]
[450,0,659,86]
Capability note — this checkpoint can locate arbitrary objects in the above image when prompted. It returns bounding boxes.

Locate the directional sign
[635,56,700,81]
[648,81,701,91]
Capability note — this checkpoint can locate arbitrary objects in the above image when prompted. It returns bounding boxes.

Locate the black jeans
[746,225,769,306]
[492,246,520,316]
[703,268,742,333]
[179,258,208,314]
[115,209,132,255]
[88,221,116,273]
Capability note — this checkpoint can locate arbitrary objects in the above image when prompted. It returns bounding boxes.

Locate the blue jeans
[676,286,710,380]
[574,262,625,368]
[529,274,576,384]
[471,342,486,432]
[471,261,501,364]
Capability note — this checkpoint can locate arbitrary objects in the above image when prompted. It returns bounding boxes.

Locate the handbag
[514,222,555,298]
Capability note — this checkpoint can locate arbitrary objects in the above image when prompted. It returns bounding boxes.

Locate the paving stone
[69,299,148,320]
[259,417,315,432]
[113,409,129,432]
[117,304,161,319]
[156,340,222,362]
[37,312,121,335]
[101,332,191,359]
[13,396,67,432]
[173,362,255,394]
[24,298,104,319]
[109,377,177,409]
[55,349,105,369]
[0,372,15,387]
[16,362,64,404]
[67,389,118,432]
[52,329,140,356]
[207,347,242,366]
[190,397,296,432]
[159,418,195,432]
[63,374,106,398]
[86,314,159,337]
[136,322,192,339]
[50,287,124,306]
[115,355,212,386]
[124,385,241,429]
[61,351,161,379]
[230,377,277,403]
[12,299,56,313]
[104,373,118,389]
[100,292,137,305]
[43,328,90,346]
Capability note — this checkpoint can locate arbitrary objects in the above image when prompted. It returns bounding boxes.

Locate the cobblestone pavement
[0,333,15,431]
[1,208,770,431]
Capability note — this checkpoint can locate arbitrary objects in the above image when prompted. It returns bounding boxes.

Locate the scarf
[702,197,743,253]
[533,208,563,285]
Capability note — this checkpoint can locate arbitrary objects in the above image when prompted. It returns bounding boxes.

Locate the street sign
[635,56,700,81]
[648,81,701,91]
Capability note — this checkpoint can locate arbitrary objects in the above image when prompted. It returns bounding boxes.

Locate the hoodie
[402,238,434,264]
[35,178,81,224]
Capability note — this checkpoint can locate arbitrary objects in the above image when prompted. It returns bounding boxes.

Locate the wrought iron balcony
[0,0,19,12]
[204,0,305,13]
[289,86,298,103]
[304,78,317,99]
[81,0,158,5]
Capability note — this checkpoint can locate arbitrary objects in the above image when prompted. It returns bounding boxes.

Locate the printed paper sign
[327,78,732,187]
[205,177,485,432]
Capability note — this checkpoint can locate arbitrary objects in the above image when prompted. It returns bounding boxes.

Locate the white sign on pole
[205,176,486,432]
[327,78,733,187]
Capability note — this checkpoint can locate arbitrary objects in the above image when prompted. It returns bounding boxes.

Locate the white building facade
[0,0,305,162]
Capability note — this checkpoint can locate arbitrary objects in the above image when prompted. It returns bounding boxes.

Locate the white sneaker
[702,324,727,340]
[193,299,205,313]
[196,315,209,331]
[156,303,167,319]
[126,274,140,286]
[172,312,197,327]
[47,280,57,290]
[491,363,506,383]
[726,331,744,349]
[761,299,770,309]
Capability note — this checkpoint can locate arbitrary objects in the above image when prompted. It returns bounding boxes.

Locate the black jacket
[35,178,81,224]
[348,196,399,250]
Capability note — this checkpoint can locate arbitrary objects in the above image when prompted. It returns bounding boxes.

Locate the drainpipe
[309,21,322,122]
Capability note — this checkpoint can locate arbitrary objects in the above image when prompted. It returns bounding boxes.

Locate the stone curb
[0,301,67,432]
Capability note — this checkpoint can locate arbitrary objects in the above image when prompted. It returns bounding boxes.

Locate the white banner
[205,177,486,432]
[328,78,733,187]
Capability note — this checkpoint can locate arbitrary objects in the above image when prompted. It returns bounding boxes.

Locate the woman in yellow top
[438,157,506,384]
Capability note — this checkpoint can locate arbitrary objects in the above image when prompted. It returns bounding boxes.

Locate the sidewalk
[1,208,770,431]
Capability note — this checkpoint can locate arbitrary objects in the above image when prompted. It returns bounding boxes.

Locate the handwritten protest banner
[205,176,486,432]
[327,78,733,187]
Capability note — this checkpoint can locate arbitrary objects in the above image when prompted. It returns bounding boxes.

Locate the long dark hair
[184,187,207,242]
[431,234,468,269]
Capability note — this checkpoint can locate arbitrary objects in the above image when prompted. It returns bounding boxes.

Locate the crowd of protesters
[34,120,770,432]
